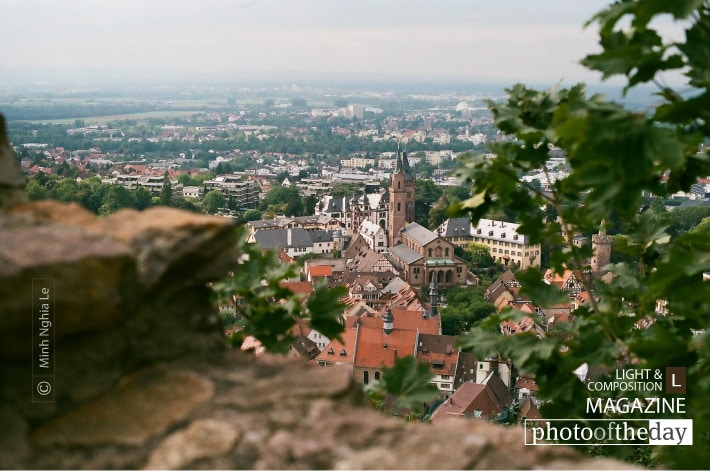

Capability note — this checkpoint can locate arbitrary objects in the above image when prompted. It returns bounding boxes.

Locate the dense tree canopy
[440,286,496,336]
[258,185,305,217]
[203,190,226,214]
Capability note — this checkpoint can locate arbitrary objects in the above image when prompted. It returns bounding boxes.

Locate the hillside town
[8,86,710,426]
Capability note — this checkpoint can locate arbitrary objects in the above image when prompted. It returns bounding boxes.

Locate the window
[397,202,401,211]
[364,371,369,384]
[375,371,380,380]
[445,248,450,257]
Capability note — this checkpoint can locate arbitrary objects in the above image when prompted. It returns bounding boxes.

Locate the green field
[19,110,206,125]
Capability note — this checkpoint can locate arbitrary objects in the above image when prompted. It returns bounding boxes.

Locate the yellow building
[438,217,541,270]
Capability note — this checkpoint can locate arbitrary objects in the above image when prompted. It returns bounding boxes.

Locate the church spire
[429,275,439,318]
[394,142,404,175]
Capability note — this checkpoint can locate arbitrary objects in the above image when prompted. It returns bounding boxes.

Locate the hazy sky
[2,1,627,86]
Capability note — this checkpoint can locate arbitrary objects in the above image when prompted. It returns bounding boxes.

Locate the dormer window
[340,349,347,356]
[327,348,334,355]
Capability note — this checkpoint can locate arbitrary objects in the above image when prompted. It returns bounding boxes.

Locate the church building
[388,150,416,247]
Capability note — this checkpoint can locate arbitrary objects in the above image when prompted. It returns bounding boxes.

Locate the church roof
[401,222,438,246]
[388,244,423,265]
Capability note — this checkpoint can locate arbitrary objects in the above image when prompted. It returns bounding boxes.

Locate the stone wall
[0,117,635,469]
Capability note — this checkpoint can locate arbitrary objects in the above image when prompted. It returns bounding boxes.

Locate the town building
[387,222,472,289]
[182,186,203,199]
[249,227,333,258]
[314,304,441,385]
[204,175,259,209]
[358,219,388,253]
[438,217,542,269]
[415,334,459,396]
[430,373,513,423]
[315,191,389,237]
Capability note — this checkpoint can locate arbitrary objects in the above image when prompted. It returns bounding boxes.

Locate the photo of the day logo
[665,367,686,394]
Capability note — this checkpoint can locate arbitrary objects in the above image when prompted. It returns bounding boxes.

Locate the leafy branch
[453,1,710,468]
[212,226,346,354]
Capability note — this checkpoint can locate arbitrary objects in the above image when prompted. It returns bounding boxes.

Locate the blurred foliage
[211,226,346,354]
[365,355,440,417]
[453,1,710,468]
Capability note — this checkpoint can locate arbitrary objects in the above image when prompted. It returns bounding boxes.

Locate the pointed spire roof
[429,274,439,317]
[393,147,413,179]
[394,144,404,175]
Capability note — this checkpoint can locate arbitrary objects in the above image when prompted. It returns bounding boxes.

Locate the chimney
[287,228,292,246]
[489,357,499,376]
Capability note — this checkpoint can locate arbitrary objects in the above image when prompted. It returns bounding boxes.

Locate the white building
[358,219,388,253]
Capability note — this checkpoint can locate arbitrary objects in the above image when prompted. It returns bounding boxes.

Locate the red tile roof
[430,375,512,423]
[309,265,333,277]
[313,316,360,365]
[352,316,417,368]
[314,307,440,370]
[278,248,294,264]
[416,334,459,376]
[515,375,538,392]
[279,281,313,297]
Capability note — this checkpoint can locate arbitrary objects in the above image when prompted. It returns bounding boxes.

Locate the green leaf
[371,355,440,413]
[307,282,346,342]
[516,267,571,307]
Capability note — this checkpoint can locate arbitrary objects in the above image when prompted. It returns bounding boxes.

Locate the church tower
[388,149,416,247]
